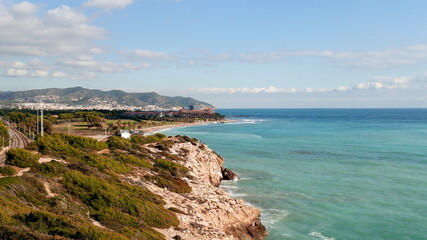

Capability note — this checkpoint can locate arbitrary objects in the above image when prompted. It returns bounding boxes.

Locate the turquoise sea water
[162,109,427,240]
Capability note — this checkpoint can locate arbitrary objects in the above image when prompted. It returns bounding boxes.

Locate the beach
[142,119,233,135]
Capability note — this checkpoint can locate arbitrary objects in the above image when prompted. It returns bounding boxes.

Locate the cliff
[143,140,267,240]
[0,133,267,240]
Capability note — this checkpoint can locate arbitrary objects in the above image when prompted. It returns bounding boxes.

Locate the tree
[6,148,40,167]
[0,121,9,147]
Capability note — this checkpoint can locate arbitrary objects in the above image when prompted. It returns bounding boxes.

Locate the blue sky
[0,0,426,108]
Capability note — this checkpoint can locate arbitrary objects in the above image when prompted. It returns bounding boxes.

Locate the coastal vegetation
[5,148,40,168]
[0,120,9,147]
[0,131,197,239]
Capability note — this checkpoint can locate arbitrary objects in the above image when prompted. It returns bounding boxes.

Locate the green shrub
[145,175,191,194]
[13,211,126,240]
[115,154,153,169]
[36,135,85,159]
[0,166,16,176]
[0,224,58,240]
[82,153,131,174]
[0,121,9,147]
[14,211,73,236]
[6,149,40,168]
[0,175,48,207]
[62,171,178,229]
[154,159,189,177]
[154,133,166,139]
[131,134,165,145]
[108,136,134,151]
[61,134,108,151]
[33,161,67,177]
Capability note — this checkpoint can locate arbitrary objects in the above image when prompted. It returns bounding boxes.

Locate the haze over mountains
[0,87,213,109]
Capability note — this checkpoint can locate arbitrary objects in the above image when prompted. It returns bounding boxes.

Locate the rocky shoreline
[128,139,268,240]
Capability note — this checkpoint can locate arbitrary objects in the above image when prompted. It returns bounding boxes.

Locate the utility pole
[40,103,44,137]
[36,108,39,134]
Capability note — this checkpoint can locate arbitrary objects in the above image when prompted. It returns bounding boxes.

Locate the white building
[119,130,131,139]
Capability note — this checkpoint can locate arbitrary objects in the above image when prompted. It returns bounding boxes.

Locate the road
[0,126,30,165]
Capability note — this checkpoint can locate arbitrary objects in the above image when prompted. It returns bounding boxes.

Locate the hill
[0,87,213,109]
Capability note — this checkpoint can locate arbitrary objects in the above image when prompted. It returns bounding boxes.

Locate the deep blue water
[162,109,427,240]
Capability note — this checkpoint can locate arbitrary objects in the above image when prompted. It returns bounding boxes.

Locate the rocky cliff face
[140,140,268,240]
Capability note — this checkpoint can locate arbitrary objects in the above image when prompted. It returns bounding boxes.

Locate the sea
[161,109,427,240]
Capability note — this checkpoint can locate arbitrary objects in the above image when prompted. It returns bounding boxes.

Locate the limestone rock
[144,141,268,240]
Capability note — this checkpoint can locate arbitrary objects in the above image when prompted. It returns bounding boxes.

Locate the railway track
[0,126,30,165]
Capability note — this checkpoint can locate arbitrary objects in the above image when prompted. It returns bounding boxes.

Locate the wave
[221,185,239,190]
[260,208,289,228]
[225,118,265,125]
[225,189,247,198]
[220,183,247,198]
[309,232,336,240]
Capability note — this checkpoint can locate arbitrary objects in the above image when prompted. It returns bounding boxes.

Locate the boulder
[222,168,240,181]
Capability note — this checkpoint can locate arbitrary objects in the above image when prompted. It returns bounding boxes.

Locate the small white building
[119,130,131,139]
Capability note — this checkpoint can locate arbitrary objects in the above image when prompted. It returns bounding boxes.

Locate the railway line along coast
[0,125,30,165]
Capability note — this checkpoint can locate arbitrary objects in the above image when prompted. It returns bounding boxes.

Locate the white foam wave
[309,232,336,240]
[227,190,247,198]
[221,185,239,190]
[225,118,264,125]
[260,208,289,228]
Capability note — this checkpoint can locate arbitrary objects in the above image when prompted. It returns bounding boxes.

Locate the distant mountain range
[0,87,213,109]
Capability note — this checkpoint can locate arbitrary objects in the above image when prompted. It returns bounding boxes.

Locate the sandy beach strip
[142,119,233,135]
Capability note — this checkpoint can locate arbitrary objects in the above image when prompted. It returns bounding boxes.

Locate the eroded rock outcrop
[222,168,240,181]
[140,140,268,240]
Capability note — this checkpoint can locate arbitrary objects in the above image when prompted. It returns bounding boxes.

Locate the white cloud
[193,86,300,94]
[186,75,416,95]
[0,3,106,56]
[353,76,413,90]
[44,5,88,26]
[238,45,427,69]
[13,61,27,68]
[61,55,97,67]
[89,48,105,54]
[120,44,427,70]
[52,71,67,78]
[84,0,135,9]
[4,68,27,77]
[10,1,38,15]
[336,86,350,92]
[32,70,49,77]
[131,49,176,60]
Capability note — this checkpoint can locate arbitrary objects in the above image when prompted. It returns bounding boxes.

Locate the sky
[0,0,427,108]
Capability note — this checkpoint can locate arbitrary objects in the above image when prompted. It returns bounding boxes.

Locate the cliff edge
[141,139,268,240]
